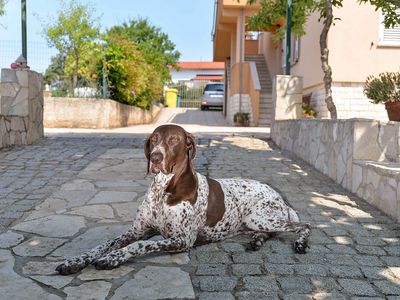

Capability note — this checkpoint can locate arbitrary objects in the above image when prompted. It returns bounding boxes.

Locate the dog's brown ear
[186,132,196,160]
[144,137,151,173]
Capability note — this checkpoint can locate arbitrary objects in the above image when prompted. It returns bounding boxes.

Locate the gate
[169,80,209,108]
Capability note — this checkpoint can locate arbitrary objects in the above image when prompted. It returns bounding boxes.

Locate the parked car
[201,82,224,110]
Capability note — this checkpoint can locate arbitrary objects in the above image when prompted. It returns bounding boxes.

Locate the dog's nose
[150,152,163,164]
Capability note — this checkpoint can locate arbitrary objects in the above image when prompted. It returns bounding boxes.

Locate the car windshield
[204,84,224,92]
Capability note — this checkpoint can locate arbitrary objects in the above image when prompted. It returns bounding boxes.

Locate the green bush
[364,72,400,104]
[302,102,317,117]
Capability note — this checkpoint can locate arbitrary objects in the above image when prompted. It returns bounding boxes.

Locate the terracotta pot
[385,101,400,121]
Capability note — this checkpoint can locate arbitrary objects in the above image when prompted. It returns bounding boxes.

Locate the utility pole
[21,0,27,61]
[285,0,292,75]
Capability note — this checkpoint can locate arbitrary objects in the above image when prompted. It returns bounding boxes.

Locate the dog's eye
[151,135,158,143]
[168,136,179,145]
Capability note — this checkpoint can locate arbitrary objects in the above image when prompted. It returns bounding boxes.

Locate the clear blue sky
[0,0,215,72]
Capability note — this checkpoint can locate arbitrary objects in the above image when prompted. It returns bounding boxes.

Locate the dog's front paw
[56,258,89,275]
[93,256,122,270]
[294,240,308,254]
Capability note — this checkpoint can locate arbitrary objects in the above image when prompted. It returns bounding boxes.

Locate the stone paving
[1,118,400,299]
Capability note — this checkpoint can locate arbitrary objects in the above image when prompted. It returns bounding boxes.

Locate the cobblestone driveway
[0,130,399,299]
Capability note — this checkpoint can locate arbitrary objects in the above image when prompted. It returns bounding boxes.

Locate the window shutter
[379,10,400,46]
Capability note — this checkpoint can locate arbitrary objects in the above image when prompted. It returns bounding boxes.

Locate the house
[212,0,400,126]
[169,62,225,83]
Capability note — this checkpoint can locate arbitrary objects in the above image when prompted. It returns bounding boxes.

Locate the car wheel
[201,106,207,111]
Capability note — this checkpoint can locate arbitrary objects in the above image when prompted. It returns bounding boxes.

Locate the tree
[0,0,5,16]
[43,0,99,92]
[248,0,400,119]
[99,36,163,108]
[107,18,180,85]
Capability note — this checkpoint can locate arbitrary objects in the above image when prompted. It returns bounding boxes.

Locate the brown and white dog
[56,124,310,275]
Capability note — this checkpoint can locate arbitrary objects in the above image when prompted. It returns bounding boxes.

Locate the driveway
[0,110,399,299]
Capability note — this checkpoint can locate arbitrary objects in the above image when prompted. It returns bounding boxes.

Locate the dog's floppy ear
[144,137,151,173]
[186,132,196,160]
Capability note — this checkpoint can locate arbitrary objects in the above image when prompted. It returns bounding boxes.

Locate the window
[378,10,400,46]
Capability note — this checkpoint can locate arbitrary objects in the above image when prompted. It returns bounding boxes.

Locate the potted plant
[302,102,317,118]
[233,112,250,126]
[364,72,400,121]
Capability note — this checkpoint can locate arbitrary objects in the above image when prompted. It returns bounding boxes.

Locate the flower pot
[385,101,400,121]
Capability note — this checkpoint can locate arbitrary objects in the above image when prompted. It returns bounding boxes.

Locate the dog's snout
[150,152,163,164]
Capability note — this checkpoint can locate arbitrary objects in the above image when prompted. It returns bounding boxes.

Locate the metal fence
[0,40,56,73]
[169,80,209,108]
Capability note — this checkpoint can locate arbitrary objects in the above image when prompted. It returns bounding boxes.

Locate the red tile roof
[177,62,225,70]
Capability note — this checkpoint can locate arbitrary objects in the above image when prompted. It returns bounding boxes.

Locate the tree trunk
[73,47,79,92]
[320,0,337,119]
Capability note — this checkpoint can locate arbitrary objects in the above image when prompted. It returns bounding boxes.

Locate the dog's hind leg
[249,232,277,251]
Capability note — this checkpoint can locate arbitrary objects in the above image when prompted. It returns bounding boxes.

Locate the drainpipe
[239,8,244,112]
[285,0,292,75]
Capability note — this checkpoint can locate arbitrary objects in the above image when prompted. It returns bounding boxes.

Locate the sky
[0,0,216,72]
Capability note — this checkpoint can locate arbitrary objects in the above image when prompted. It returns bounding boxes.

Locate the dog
[56,124,310,275]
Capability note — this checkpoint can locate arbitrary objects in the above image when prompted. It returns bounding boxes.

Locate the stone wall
[0,69,44,149]
[271,119,400,221]
[44,97,162,129]
[305,82,387,120]
[226,94,253,126]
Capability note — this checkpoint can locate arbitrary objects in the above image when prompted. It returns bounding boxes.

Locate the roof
[192,75,223,81]
[176,62,225,70]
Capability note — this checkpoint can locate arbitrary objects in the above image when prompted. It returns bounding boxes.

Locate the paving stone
[326,244,357,254]
[67,204,114,219]
[264,263,294,275]
[13,236,66,257]
[236,291,280,300]
[12,215,86,238]
[380,256,400,266]
[196,251,231,264]
[232,252,263,264]
[265,254,296,264]
[310,277,341,292]
[112,202,139,222]
[136,252,190,265]
[196,264,227,276]
[30,275,73,289]
[373,280,400,295]
[51,224,129,258]
[199,292,235,300]
[199,276,238,292]
[352,255,384,266]
[22,261,61,275]
[294,264,328,276]
[242,276,279,292]
[0,249,61,299]
[355,245,387,256]
[220,242,246,252]
[78,265,134,281]
[0,231,24,248]
[232,264,262,276]
[330,265,363,278]
[111,266,195,299]
[337,279,377,296]
[64,281,111,300]
[88,190,137,204]
[283,293,313,300]
[278,277,314,293]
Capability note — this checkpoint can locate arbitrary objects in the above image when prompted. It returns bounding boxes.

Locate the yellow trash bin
[165,88,178,108]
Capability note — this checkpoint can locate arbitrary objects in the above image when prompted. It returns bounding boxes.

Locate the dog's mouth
[150,162,175,175]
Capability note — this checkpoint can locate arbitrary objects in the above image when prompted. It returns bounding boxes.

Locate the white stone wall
[44,97,162,129]
[0,69,44,149]
[271,119,400,221]
[226,94,253,126]
[305,82,388,120]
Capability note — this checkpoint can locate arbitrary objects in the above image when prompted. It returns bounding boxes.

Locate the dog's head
[145,124,196,175]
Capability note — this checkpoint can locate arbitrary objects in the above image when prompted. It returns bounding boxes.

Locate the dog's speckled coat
[56,125,310,275]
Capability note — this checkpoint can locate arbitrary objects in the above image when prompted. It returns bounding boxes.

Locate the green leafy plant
[233,112,250,126]
[302,102,317,117]
[364,72,400,104]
